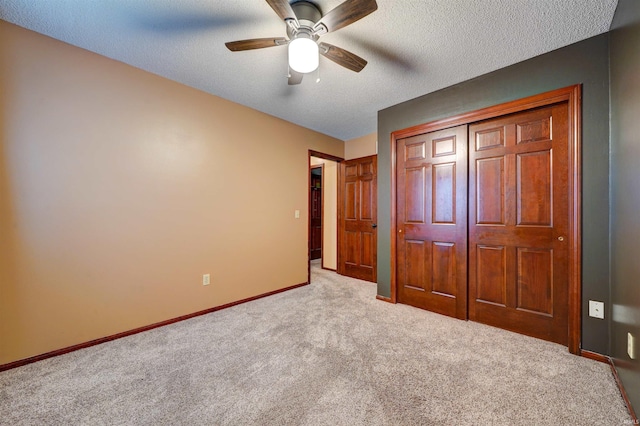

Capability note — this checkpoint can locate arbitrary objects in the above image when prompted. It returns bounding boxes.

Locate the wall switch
[295,210,300,219]
[202,274,210,286]
[588,300,605,319]
[629,333,636,360]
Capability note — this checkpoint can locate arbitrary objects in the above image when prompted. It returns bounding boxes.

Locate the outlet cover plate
[588,300,604,319]
[203,274,210,286]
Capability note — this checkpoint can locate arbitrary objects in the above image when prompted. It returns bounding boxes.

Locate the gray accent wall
[610,0,640,414]
[377,34,611,355]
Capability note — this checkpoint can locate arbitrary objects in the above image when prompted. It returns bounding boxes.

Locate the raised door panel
[345,164,358,177]
[516,115,551,144]
[361,232,374,268]
[476,157,505,225]
[405,167,426,224]
[475,245,507,307]
[475,127,504,151]
[345,231,359,265]
[404,240,428,292]
[431,242,456,296]
[360,179,374,221]
[432,163,456,224]
[516,248,553,316]
[516,151,552,226]
[433,136,456,157]
[345,181,357,221]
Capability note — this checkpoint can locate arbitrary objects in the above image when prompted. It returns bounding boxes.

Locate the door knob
[372,223,377,228]
[558,236,565,241]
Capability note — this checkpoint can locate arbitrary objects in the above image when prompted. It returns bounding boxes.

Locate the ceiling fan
[225,0,378,85]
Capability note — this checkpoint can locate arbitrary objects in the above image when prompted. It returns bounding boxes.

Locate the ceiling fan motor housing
[287,1,322,40]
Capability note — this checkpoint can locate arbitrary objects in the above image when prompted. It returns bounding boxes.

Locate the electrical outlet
[629,333,636,360]
[295,210,300,219]
[588,300,604,319]
[202,274,210,286]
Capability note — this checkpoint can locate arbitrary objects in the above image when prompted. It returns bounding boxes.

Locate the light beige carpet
[0,264,632,425]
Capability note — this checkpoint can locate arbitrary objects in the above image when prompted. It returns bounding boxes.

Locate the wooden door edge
[389,84,582,354]
[390,139,398,303]
[567,84,582,355]
[337,161,345,275]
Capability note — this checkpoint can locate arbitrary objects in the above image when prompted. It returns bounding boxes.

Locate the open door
[338,155,377,283]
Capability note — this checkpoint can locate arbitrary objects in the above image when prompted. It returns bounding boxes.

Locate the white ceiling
[0,0,618,140]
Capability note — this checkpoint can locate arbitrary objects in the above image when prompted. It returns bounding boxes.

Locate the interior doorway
[308,150,343,283]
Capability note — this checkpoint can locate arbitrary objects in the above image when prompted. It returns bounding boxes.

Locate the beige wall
[0,21,344,365]
[309,157,338,270]
[345,133,377,160]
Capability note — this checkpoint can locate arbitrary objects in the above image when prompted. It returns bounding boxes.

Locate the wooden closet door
[396,126,468,319]
[468,103,569,345]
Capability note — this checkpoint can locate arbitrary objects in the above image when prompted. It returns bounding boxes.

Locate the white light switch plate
[588,300,604,319]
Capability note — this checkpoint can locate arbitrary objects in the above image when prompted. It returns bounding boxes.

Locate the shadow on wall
[0,72,24,363]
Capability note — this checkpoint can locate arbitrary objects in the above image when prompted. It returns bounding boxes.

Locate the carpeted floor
[0,263,632,425]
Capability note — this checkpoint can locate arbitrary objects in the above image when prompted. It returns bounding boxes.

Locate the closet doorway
[391,86,581,353]
[310,165,323,261]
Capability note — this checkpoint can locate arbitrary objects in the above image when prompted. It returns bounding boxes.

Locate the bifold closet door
[468,104,569,345]
[396,125,468,319]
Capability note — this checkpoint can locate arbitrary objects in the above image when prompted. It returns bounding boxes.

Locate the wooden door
[396,126,468,319]
[468,103,569,345]
[310,167,322,260]
[338,155,377,282]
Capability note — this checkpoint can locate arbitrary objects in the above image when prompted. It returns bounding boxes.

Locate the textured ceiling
[0,0,618,140]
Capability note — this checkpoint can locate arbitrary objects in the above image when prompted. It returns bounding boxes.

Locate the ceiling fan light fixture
[288,37,319,74]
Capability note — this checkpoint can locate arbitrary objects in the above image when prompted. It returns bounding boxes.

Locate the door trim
[390,85,582,354]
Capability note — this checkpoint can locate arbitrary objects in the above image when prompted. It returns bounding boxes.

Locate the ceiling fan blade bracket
[312,23,328,36]
[285,18,300,31]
